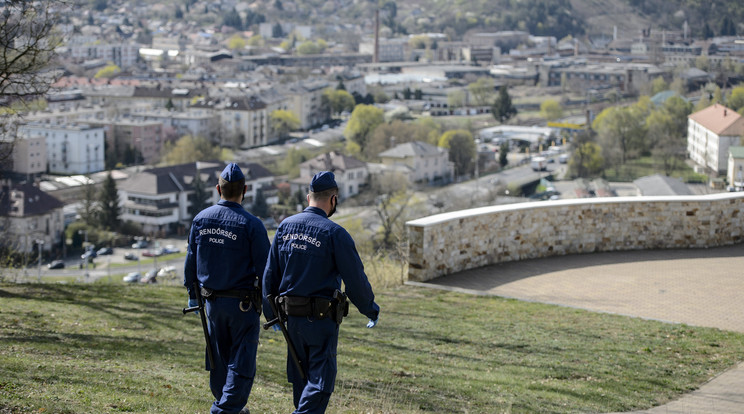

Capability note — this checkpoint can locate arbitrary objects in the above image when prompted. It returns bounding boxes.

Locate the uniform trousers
[205,297,260,414]
[286,315,339,414]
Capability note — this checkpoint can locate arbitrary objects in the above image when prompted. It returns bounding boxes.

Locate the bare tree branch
[0,0,69,169]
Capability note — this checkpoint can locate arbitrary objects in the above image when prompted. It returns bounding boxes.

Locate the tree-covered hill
[101,0,742,42]
[247,0,742,40]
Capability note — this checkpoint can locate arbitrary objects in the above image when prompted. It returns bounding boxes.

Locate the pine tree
[702,23,714,39]
[98,171,120,231]
[189,170,211,218]
[251,188,270,218]
[499,142,509,168]
[492,86,518,123]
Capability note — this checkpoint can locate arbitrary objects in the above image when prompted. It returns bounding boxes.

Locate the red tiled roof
[688,104,744,136]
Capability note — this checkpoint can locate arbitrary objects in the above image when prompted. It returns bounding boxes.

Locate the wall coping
[406,192,744,227]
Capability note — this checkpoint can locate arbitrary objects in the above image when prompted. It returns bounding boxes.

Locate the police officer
[262,170,380,414]
[184,162,270,414]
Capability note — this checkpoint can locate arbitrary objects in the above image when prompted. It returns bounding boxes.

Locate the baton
[183,282,215,370]
[264,295,306,380]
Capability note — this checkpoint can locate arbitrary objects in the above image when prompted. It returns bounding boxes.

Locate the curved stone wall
[406,193,744,282]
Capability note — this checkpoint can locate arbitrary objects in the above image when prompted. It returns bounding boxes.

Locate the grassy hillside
[2,282,744,413]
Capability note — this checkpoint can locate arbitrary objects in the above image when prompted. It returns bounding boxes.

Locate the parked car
[97,247,113,255]
[141,248,164,257]
[162,245,180,254]
[131,240,148,249]
[157,265,177,278]
[124,252,139,261]
[141,269,158,283]
[123,272,141,283]
[47,260,65,269]
[81,250,97,261]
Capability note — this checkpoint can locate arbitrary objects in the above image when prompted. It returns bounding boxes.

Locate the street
[24,237,188,285]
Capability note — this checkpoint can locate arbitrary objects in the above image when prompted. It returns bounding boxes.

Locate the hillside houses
[3,0,744,251]
[378,141,454,185]
[0,181,65,254]
[296,152,368,200]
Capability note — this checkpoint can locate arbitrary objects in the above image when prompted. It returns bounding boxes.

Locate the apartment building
[283,79,331,130]
[359,38,407,62]
[19,123,105,175]
[3,133,47,177]
[118,162,274,234]
[130,108,220,143]
[69,42,140,68]
[688,104,744,175]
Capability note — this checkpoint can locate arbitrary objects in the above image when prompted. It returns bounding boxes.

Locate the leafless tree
[0,0,68,168]
[371,172,413,249]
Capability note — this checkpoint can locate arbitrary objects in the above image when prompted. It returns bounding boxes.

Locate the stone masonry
[406,193,744,282]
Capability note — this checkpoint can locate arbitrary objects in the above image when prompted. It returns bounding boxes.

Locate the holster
[332,289,350,325]
[278,290,349,324]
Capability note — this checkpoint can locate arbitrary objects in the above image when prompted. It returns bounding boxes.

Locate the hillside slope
[247,0,740,40]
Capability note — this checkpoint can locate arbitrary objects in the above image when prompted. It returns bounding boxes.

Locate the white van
[531,156,548,171]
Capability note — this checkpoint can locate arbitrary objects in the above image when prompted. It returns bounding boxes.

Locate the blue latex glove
[188,298,198,315]
[366,318,378,328]
[272,324,281,332]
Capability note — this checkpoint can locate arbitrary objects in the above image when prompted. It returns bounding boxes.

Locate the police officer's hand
[188,298,199,315]
[272,324,281,332]
[366,318,378,328]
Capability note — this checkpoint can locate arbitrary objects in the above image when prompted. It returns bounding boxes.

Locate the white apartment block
[9,134,47,176]
[69,43,140,68]
[687,104,744,175]
[20,123,105,175]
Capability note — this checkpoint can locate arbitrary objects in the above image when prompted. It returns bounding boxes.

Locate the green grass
[1,283,743,413]
[104,252,186,269]
[602,156,708,183]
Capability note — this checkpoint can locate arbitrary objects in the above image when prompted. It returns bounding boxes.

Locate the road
[28,237,188,285]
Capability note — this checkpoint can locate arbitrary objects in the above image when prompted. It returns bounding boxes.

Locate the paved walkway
[412,243,744,413]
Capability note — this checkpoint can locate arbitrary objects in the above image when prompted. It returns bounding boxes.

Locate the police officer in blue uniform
[184,163,270,414]
[263,171,380,414]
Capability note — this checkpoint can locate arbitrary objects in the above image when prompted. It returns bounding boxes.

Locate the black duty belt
[277,290,349,324]
[201,287,262,314]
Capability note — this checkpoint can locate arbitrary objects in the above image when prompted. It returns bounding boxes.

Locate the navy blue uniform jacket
[262,206,379,321]
[185,200,270,297]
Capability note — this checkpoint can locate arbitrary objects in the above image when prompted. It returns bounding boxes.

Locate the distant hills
[259,0,742,40]
[136,0,742,42]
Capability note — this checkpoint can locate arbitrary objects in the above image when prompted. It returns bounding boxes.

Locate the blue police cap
[310,171,337,192]
[220,162,244,182]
